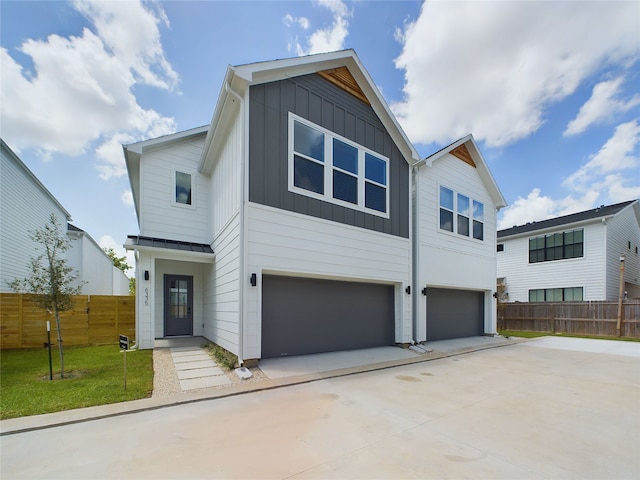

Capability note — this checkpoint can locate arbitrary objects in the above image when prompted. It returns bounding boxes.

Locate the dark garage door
[426,288,484,341]
[261,275,395,358]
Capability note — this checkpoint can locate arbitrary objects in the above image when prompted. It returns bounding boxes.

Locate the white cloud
[283,14,309,30]
[0,0,177,178]
[564,77,640,136]
[121,190,134,208]
[393,1,640,148]
[287,0,351,56]
[498,121,640,229]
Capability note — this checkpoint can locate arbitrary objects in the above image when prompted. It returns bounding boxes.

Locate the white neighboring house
[0,139,130,295]
[124,50,508,359]
[497,200,640,302]
[414,135,507,341]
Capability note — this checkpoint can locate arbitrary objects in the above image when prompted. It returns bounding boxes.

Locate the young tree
[103,247,135,295]
[8,214,84,378]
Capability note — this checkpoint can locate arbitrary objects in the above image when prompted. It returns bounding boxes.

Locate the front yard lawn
[1,345,153,419]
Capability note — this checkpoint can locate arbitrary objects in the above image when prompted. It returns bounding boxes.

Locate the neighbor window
[289,113,389,217]
[529,287,583,302]
[439,185,484,240]
[175,171,192,205]
[529,228,583,263]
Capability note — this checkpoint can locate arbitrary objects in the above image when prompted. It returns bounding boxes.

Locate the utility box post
[617,255,625,337]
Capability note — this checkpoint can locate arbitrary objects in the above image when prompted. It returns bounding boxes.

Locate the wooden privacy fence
[498,301,640,338]
[0,293,135,349]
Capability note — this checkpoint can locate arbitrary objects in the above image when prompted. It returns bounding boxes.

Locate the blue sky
[2,0,638,275]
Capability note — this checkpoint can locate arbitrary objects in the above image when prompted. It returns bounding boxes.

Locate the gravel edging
[152,347,269,398]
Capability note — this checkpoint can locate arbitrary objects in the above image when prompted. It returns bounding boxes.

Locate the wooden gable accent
[451,144,476,168]
[317,67,370,105]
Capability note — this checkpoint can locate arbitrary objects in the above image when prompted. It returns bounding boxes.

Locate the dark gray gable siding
[248,73,409,238]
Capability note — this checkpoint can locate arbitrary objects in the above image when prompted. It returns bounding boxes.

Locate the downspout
[225,81,246,366]
[411,158,427,345]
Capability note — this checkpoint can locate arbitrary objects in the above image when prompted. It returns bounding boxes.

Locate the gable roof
[1,138,72,221]
[122,126,209,225]
[200,49,420,173]
[498,200,639,239]
[418,134,507,209]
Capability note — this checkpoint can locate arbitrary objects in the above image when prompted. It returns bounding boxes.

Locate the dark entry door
[164,275,193,336]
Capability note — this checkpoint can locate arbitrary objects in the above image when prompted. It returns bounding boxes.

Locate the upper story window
[289,113,389,217]
[174,170,193,207]
[439,185,484,240]
[529,228,583,263]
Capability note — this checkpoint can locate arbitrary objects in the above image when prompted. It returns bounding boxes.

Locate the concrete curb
[0,337,529,436]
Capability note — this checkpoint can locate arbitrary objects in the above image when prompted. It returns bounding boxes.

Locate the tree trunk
[54,308,64,379]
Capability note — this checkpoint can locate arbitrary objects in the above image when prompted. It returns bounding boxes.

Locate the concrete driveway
[2,337,639,479]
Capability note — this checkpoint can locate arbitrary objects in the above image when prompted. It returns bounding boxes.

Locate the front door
[164,275,193,336]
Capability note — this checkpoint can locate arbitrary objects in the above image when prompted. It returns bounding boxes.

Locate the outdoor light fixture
[405,286,411,294]
[144,270,149,281]
[250,273,257,287]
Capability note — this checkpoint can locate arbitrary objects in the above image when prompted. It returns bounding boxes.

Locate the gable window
[175,171,192,206]
[529,228,583,263]
[439,185,484,240]
[289,113,389,217]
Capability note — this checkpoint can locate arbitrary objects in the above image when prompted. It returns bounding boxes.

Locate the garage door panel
[262,275,394,358]
[426,288,484,341]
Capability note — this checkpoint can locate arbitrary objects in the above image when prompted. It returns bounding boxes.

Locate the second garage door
[261,275,395,358]
[426,288,484,341]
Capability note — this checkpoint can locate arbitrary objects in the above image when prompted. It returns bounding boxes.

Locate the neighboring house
[414,136,507,341]
[124,50,506,360]
[497,200,640,302]
[0,139,129,295]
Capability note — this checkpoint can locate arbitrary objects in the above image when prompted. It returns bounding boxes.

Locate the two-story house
[1,139,130,295]
[497,200,640,302]
[124,50,506,362]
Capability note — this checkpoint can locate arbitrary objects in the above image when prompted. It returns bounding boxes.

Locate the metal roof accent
[125,235,214,254]
[498,200,637,238]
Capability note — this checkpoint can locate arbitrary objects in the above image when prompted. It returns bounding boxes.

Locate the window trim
[172,169,196,210]
[288,113,390,219]
[438,184,484,241]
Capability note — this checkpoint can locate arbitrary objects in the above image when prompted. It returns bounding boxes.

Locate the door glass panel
[170,279,188,318]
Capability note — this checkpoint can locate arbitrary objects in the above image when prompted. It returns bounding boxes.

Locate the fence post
[617,255,625,337]
[550,303,556,334]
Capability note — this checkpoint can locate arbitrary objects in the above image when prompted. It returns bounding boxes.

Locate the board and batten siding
[497,221,607,302]
[139,136,209,244]
[248,74,410,238]
[605,204,640,299]
[244,202,412,360]
[0,147,70,291]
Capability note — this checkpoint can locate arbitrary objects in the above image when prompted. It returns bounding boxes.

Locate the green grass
[1,345,153,419]
[499,330,640,342]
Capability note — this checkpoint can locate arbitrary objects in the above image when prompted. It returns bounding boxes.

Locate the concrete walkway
[170,346,231,390]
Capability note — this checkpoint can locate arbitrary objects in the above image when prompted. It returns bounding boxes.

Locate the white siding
[497,221,607,301]
[605,204,640,299]
[415,154,499,339]
[140,137,209,244]
[204,215,241,356]
[245,202,412,360]
[0,147,70,291]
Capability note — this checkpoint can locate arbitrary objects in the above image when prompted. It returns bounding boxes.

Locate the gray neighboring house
[497,200,640,302]
[0,139,129,295]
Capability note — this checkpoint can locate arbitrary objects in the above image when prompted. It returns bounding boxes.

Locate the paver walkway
[170,346,231,390]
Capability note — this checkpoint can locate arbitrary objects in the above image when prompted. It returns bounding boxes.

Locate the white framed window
[439,184,484,240]
[288,113,390,218]
[172,169,195,209]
